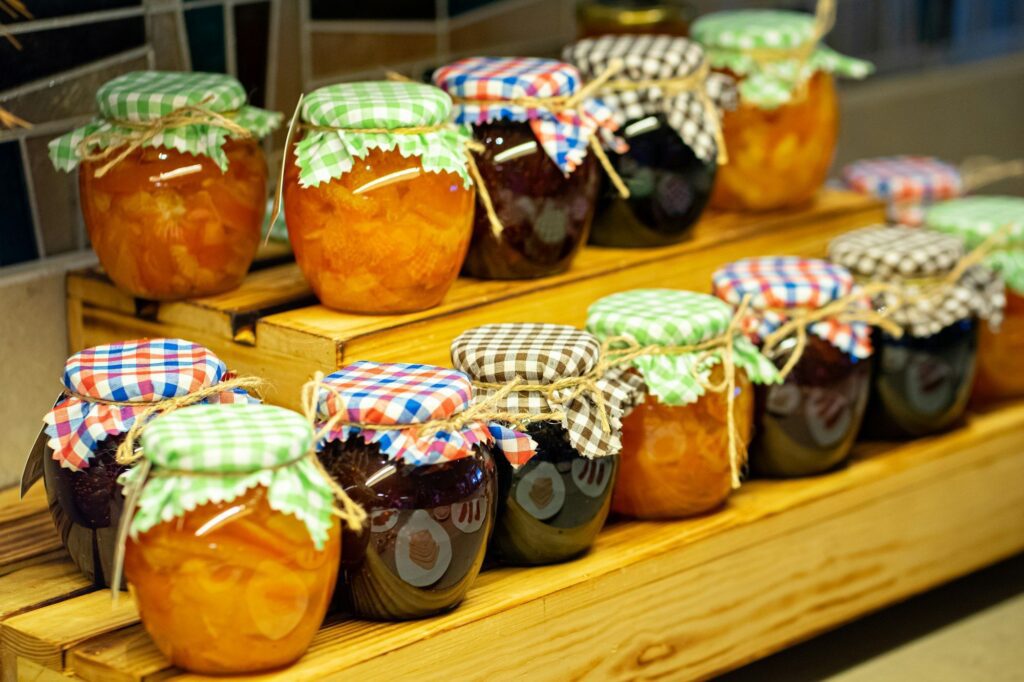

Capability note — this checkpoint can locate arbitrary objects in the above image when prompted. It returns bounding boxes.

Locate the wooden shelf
[3,401,1024,681]
[66,190,885,410]
[5,190,1014,679]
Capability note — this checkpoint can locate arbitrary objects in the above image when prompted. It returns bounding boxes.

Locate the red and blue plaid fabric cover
[712,257,874,359]
[317,361,536,467]
[432,57,618,175]
[43,338,252,470]
[843,156,963,202]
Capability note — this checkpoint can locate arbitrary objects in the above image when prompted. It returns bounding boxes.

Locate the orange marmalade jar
[121,404,351,675]
[691,10,873,212]
[283,82,475,313]
[49,71,280,300]
[586,290,779,518]
[926,196,1024,402]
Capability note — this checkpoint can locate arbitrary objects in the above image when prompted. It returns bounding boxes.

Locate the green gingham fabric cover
[120,404,335,549]
[49,71,281,173]
[691,10,873,109]
[586,289,782,406]
[294,81,473,188]
[926,196,1024,294]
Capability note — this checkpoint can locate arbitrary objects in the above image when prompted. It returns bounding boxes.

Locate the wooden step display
[3,402,1024,681]
[67,190,885,410]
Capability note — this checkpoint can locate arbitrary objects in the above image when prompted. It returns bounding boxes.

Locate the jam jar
[123,404,346,675]
[564,35,731,247]
[842,156,964,227]
[691,10,873,212]
[38,338,253,587]
[926,196,1024,402]
[752,335,871,476]
[320,440,496,620]
[313,362,518,619]
[830,226,1003,437]
[452,323,638,564]
[49,71,280,300]
[283,82,475,313]
[587,289,776,516]
[434,57,615,279]
[713,257,874,477]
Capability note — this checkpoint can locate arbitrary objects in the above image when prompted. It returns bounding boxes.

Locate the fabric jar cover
[711,257,874,358]
[49,71,281,173]
[119,403,336,549]
[691,10,874,110]
[43,338,254,471]
[829,226,1005,337]
[450,323,643,459]
[432,57,618,175]
[926,196,1024,295]
[293,81,473,189]
[842,156,964,226]
[563,34,737,165]
[315,361,536,468]
[586,289,781,406]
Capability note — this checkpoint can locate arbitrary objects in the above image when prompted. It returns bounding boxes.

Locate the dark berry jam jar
[434,57,616,280]
[491,421,617,565]
[320,438,496,620]
[591,114,715,247]
[866,319,979,438]
[459,121,599,279]
[752,336,872,477]
[42,436,128,586]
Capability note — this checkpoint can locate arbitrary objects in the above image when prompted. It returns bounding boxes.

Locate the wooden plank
[0,486,63,576]
[1,591,138,673]
[256,191,884,367]
[63,402,1024,681]
[0,558,92,622]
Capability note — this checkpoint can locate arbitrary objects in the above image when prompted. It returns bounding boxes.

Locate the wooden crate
[66,190,886,410]
[3,401,1024,681]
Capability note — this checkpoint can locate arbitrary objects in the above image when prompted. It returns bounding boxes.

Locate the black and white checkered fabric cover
[451,323,644,459]
[564,34,736,165]
[829,225,1005,338]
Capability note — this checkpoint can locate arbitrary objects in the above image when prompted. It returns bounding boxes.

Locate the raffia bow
[75,96,253,178]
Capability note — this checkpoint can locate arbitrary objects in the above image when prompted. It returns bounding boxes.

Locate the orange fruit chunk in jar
[284,145,475,314]
[710,72,838,212]
[973,289,1024,401]
[79,140,267,300]
[613,366,753,518]
[124,486,340,674]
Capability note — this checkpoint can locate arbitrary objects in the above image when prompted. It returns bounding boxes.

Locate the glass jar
[284,145,474,313]
[461,121,599,279]
[125,486,340,674]
[79,140,266,300]
[752,335,871,477]
[491,421,616,565]
[576,1,692,38]
[974,289,1024,401]
[614,365,752,517]
[42,435,128,587]
[591,116,715,247]
[709,72,838,212]
[319,437,496,620]
[866,319,979,438]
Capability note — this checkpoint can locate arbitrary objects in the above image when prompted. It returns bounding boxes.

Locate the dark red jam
[43,435,129,587]
[491,421,616,565]
[865,318,978,438]
[752,335,872,477]
[591,114,715,247]
[319,437,496,620]
[462,121,599,280]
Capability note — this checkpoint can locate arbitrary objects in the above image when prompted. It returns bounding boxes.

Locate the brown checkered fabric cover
[829,225,1005,337]
[451,323,643,459]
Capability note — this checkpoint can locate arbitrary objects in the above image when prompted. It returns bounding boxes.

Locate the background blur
[1,0,1024,488]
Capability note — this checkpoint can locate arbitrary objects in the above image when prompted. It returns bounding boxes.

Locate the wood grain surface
[0,402,1017,681]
